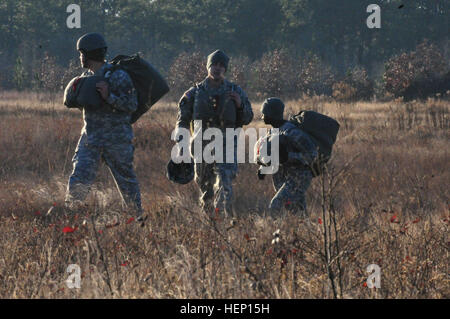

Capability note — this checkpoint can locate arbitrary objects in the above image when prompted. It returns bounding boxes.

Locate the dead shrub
[383,40,449,101]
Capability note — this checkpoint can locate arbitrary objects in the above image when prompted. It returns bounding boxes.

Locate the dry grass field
[0,90,448,299]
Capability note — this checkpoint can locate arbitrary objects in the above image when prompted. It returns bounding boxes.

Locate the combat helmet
[261,97,285,121]
[76,33,107,52]
[166,159,194,185]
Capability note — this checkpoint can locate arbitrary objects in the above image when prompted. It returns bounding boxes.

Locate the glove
[257,168,265,180]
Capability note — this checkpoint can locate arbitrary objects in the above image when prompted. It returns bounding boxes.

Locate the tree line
[1,0,449,99]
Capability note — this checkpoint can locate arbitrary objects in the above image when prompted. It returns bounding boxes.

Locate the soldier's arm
[175,87,195,131]
[105,69,138,113]
[285,129,318,166]
[235,86,253,126]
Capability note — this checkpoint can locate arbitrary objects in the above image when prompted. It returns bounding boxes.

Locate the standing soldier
[257,98,318,217]
[64,33,144,221]
[174,50,253,217]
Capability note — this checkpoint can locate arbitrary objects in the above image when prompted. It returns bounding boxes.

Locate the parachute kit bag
[64,76,84,108]
[64,75,105,110]
[110,54,170,123]
[289,110,340,176]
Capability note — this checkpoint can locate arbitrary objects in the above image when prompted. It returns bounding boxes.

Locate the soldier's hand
[96,81,109,100]
[257,168,265,180]
[228,91,242,109]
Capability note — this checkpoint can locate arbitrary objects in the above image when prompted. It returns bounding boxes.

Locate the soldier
[257,98,318,217]
[175,50,253,217]
[64,32,144,222]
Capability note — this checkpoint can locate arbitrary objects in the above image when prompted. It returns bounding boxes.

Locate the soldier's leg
[270,170,313,217]
[102,143,143,215]
[272,170,284,193]
[289,170,313,215]
[213,163,237,217]
[194,162,215,214]
[65,134,101,208]
[269,180,294,217]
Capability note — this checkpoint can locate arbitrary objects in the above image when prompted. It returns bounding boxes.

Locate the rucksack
[288,110,340,176]
[110,54,170,123]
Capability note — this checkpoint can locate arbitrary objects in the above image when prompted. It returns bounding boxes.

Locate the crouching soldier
[257,98,318,217]
[64,33,144,221]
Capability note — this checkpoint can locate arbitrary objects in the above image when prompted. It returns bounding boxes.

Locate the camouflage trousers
[194,162,237,217]
[270,168,313,217]
[65,133,143,214]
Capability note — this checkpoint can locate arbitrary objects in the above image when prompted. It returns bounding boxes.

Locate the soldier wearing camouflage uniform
[175,50,253,217]
[65,33,144,220]
[258,98,317,216]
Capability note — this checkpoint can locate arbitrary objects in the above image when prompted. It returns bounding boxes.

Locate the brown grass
[0,91,448,298]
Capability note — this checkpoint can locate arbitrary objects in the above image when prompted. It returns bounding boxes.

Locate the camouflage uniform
[261,121,318,215]
[65,62,143,214]
[176,77,253,216]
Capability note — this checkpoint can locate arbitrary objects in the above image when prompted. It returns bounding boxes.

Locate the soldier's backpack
[110,54,170,123]
[288,110,340,176]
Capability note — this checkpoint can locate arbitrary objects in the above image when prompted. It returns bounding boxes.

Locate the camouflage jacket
[80,62,138,145]
[260,121,318,175]
[176,77,253,132]
[279,121,318,167]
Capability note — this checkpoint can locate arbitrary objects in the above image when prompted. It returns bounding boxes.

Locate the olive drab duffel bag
[110,54,170,123]
[64,75,105,110]
[289,110,340,176]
